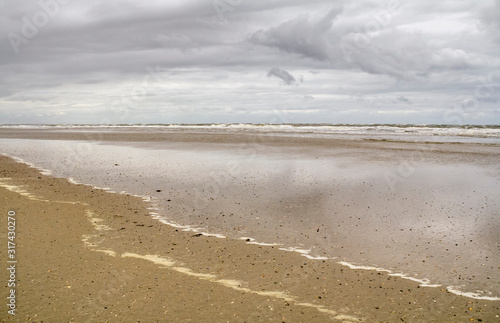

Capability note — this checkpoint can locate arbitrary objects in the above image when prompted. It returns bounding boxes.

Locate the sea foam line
[149,212,227,239]
[337,261,500,301]
[445,287,500,301]
[279,247,331,260]
[1,153,53,176]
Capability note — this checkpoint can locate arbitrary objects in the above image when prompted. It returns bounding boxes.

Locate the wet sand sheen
[0,129,498,300]
[1,154,499,322]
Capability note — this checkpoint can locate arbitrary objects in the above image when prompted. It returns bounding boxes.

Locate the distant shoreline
[0,124,499,146]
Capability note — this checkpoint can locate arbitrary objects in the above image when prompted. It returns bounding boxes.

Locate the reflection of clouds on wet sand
[0,128,498,300]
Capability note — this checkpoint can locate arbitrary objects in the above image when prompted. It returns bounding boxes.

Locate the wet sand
[1,152,499,321]
[1,128,499,299]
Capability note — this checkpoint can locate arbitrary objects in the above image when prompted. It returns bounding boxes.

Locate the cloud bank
[0,0,499,124]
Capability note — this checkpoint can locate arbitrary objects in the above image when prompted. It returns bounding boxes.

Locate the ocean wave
[1,123,499,138]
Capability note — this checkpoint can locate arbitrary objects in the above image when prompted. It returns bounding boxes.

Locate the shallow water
[0,133,499,300]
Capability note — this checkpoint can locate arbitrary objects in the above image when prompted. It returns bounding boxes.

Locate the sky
[0,0,499,125]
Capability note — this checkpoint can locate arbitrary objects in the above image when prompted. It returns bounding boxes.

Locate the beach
[0,126,499,322]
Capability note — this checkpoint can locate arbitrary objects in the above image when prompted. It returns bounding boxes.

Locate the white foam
[67,177,81,185]
[150,213,227,239]
[338,261,391,273]
[446,287,500,301]
[338,261,443,287]
[246,241,282,247]
[303,254,330,260]
[2,124,498,141]
[1,153,54,176]
[388,273,441,288]
[9,156,125,196]
[279,247,311,254]
[337,260,500,300]
[278,246,331,259]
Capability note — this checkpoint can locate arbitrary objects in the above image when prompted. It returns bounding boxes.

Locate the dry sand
[0,154,499,322]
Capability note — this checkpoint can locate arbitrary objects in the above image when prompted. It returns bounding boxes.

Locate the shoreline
[1,130,499,296]
[1,155,499,321]
[1,127,499,146]
[5,152,499,302]
[21,147,500,302]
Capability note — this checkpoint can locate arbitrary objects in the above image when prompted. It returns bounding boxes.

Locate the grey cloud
[481,0,500,43]
[247,3,486,81]
[341,29,433,80]
[0,87,13,99]
[267,67,297,85]
[76,79,106,85]
[0,0,499,124]
[394,96,412,104]
[481,0,500,25]
[155,34,199,52]
[250,6,343,61]
[5,93,57,102]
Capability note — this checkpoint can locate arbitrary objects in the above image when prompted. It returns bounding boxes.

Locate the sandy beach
[1,154,498,322]
[0,127,499,322]
[2,0,500,320]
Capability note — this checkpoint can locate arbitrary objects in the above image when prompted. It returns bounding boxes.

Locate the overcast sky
[1,0,499,125]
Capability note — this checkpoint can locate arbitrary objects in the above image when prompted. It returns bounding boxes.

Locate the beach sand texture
[0,127,499,322]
